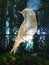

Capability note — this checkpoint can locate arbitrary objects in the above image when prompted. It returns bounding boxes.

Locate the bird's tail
[10,37,24,54]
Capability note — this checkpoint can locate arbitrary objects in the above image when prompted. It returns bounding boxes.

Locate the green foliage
[0,53,49,65]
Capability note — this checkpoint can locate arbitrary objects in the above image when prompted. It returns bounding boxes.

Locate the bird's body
[10,8,37,54]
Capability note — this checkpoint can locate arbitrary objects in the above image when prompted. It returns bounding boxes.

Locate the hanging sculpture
[10,8,37,54]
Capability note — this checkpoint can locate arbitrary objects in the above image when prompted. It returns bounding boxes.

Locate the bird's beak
[18,11,22,14]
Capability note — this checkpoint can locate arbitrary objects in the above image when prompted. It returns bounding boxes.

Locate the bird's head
[18,8,35,18]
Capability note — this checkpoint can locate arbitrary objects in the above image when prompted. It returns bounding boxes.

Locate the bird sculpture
[10,8,37,54]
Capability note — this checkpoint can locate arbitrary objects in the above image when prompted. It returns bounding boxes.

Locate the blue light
[26,40,33,50]
[27,0,42,10]
[41,32,46,34]
[37,29,40,34]
[6,20,10,34]
[6,20,9,27]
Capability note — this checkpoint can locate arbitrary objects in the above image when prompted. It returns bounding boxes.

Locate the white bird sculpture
[10,8,37,54]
